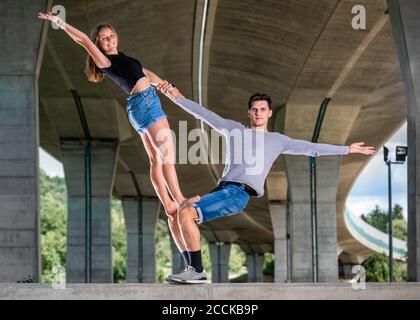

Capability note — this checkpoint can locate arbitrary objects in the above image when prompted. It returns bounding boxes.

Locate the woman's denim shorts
[126,86,167,134]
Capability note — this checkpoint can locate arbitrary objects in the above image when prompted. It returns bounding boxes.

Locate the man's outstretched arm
[279,134,375,156]
[157,83,240,133]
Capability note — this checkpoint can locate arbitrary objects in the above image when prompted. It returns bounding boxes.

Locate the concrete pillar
[285,155,341,282]
[388,0,420,282]
[0,0,48,282]
[169,234,185,274]
[122,197,160,283]
[246,253,265,282]
[209,242,231,283]
[269,202,289,283]
[60,140,118,283]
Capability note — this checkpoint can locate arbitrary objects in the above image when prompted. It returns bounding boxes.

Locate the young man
[157,83,375,284]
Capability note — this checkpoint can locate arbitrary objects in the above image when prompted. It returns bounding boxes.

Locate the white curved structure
[343,207,407,261]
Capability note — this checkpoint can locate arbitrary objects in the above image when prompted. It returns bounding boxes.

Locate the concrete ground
[0,283,419,300]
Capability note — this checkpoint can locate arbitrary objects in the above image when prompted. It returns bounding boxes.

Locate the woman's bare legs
[141,120,196,253]
[141,133,186,250]
[167,211,188,253]
[145,117,188,206]
[140,132,178,216]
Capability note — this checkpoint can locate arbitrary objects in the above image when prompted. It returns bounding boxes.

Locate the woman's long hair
[85,23,117,82]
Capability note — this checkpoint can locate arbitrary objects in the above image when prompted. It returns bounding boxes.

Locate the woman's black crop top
[99,52,146,94]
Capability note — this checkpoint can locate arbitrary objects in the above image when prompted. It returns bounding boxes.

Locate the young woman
[38,12,198,217]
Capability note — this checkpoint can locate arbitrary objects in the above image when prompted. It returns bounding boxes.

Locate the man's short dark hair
[248,93,272,110]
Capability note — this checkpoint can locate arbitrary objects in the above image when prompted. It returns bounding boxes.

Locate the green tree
[263,252,274,277]
[110,199,127,283]
[361,205,388,232]
[200,238,211,277]
[360,203,408,282]
[40,170,67,283]
[392,204,404,220]
[40,170,127,283]
[155,218,172,283]
[393,219,407,241]
[361,203,407,240]
[363,253,407,282]
[229,244,246,277]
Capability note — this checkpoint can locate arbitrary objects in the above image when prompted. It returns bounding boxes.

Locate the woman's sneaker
[166,266,208,284]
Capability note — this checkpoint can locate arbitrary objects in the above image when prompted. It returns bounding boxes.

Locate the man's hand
[157,81,184,102]
[348,142,376,155]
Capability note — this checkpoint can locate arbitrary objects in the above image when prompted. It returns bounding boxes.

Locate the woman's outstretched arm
[38,11,110,68]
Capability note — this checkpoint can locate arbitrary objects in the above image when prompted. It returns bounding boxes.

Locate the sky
[39,122,408,218]
[39,149,65,178]
[346,122,407,218]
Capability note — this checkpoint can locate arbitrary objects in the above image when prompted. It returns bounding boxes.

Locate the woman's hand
[158,81,184,101]
[348,142,376,155]
[38,12,110,68]
[38,11,65,28]
[157,80,169,89]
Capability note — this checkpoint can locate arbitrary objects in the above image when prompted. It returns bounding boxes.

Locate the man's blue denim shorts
[126,86,167,134]
[191,182,251,224]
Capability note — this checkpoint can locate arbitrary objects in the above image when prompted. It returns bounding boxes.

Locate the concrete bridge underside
[1,0,420,284]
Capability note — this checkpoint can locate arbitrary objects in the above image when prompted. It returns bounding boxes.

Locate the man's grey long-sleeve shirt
[175,97,349,197]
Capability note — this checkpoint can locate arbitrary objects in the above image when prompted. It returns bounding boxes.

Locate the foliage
[40,170,127,283]
[358,204,407,282]
[263,252,274,276]
[110,199,127,283]
[40,170,67,283]
[361,203,407,240]
[363,252,407,282]
[392,219,407,241]
[229,244,247,277]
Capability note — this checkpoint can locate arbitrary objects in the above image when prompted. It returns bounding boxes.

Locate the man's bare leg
[166,198,201,270]
[177,204,201,251]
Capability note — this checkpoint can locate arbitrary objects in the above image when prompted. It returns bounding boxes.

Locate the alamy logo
[352,5,366,30]
[51,5,66,30]
[350,265,366,290]
[154,123,265,175]
[51,265,66,290]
